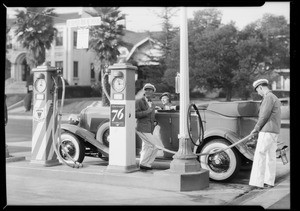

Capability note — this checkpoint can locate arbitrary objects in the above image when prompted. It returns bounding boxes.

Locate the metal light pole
[169,7,204,173]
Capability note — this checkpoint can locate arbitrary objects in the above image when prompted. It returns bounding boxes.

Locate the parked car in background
[279,97,290,120]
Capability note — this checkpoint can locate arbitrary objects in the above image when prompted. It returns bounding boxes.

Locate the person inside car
[156,92,177,111]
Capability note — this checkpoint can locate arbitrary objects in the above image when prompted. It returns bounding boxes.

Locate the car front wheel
[58,132,85,164]
[199,139,241,181]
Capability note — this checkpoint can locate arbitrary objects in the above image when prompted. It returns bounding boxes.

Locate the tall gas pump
[30,63,61,166]
[106,62,138,173]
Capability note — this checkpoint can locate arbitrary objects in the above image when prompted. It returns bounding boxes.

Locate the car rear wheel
[199,139,241,181]
[59,132,85,164]
[96,122,110,147]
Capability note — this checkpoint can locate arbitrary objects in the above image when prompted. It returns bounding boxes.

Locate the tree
[193,23,240,101]
[87,7,125,106]
[258,14,290,69]
[233,14,290,99]
[155,7,179,61]
[189,8,222,34]
[14,7,57,68]
[163,8,224,94]
[163,8,290,101]
[6,26,11,79]
[233,23,268,99]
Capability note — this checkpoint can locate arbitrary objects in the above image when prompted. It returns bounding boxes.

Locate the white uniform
[249,132,278,187]
[248,86,281,188]
[136,131,159,167]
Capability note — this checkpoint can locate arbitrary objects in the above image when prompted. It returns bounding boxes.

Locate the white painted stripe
[7,165,107,174]
[8,115,32,120]
[8,114,70,121]
[35,132,47,160]
[34,99,43,109]
[35,101,52,160]
[7,141,31,147]
[32,120,44,148]
[47,140,55,160]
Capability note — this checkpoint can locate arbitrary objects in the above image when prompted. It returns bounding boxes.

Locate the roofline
[126,37,155,61]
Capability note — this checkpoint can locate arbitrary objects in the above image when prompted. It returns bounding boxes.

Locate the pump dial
[35,78,47,93]
[112,77,125,92]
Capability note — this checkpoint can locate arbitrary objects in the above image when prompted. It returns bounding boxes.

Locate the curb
[7,100,24,110]
[238,176,290,209]
[6,156,26,163]
[226,169,290,209]
[8,113,70,121]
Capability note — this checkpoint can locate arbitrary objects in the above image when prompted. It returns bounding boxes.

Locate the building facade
[5,9,163,93]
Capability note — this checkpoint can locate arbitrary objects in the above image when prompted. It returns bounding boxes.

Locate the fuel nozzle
[56,67,63,75]
[277,145,288,165]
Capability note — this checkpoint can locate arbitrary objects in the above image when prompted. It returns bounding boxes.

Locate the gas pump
[106,62,139,173]
[31,63,61,166]
[31,63,82,168]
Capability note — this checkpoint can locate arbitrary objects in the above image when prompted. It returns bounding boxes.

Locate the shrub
[57,85,102,99]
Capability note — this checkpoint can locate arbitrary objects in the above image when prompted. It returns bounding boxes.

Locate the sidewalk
[6,150,290,207]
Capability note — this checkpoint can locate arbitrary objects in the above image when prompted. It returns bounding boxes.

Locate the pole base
[170,158,202,173]
[106,164,139,173]
[154,168,209,191]
[30,159,61,167]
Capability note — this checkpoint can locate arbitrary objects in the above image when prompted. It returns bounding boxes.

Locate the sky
[120,2,290,31]
[6,2,290,32]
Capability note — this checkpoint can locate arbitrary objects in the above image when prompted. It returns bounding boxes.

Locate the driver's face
[144,89,154,98]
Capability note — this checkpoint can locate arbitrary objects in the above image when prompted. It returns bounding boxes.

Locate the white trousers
[249,132,278,187]
[136,131,159,167]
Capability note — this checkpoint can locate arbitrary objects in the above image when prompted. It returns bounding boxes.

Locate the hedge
[57,85,102,99]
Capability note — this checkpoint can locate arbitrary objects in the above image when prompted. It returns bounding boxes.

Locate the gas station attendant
[135,83,159,170]
[249,79,281,189]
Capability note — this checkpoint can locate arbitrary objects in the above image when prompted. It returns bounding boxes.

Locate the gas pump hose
[142,132,252,157]
[51,75,83,168]
[102,72,110,102]
[141,102,253,157]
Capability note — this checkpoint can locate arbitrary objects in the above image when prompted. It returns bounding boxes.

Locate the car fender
[193,127,253,160]
[60,123,109,156]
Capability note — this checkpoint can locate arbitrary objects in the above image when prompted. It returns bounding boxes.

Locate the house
[5,9,163,94]
[272,69,290,91]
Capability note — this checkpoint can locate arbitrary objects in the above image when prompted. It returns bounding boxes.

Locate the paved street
[5,110,291,208]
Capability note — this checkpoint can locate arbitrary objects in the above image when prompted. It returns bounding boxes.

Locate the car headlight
[68,114,80,125]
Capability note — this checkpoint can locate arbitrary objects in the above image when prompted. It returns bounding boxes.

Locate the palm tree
[14,7,57,68]
[87,7,126,106]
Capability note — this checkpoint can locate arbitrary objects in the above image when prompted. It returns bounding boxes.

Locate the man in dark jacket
[5,94,9,157]
[249,79,281,189]
[24,72,34,111]
[135,83,158,170]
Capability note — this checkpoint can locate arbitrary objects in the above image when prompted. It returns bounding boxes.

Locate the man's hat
[143,83,156,92]
[253,79,269,90]
[160,92,171,100]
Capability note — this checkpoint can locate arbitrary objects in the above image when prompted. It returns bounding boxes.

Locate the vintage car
[60,99,263,182]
